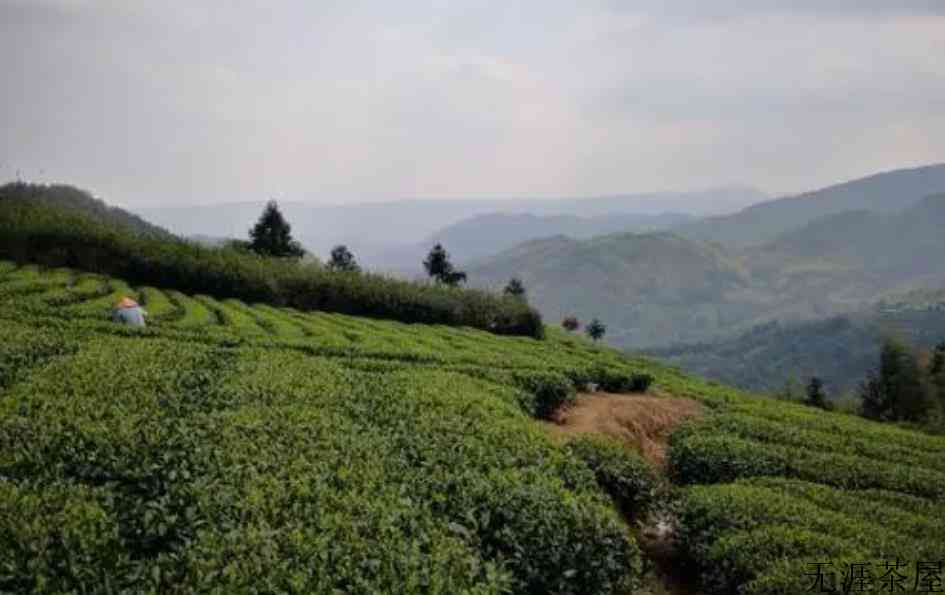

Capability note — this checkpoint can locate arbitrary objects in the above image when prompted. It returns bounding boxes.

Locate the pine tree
[586,318,606,342]
[804,376,830,410]
[423,244,466,286]
[503,278,526,300]
[859,337,930,422]
[327,245,360,272]
[248,200,305,258]
[858,369,886,420]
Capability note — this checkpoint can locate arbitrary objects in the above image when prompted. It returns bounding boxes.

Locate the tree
[858,337,930,422]
[504,278,526,300]
[328,245,360,272]
[931,341,945,376]
[586,318,606,342]
[858,369,886,420]
[423,243,466,287]
[931,341,945,406]
[248,200,305,258]
[561,316,580,332]
[804,376,830,410]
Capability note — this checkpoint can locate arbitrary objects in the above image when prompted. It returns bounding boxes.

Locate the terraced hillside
[1,261,943,594]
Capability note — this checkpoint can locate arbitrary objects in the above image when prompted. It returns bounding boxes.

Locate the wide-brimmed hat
[115,296,139,309]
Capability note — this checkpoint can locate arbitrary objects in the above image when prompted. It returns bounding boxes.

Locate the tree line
[798,336,945,434]
[0,185,544,338]
[243,200,613,343]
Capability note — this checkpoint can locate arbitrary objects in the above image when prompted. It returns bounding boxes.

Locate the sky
[2,0,944,207]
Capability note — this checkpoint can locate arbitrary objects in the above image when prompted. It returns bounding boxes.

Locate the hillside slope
[469,232,752,347]
[0,182,172,238]
[0,185,543,337]
[675,163,945,246]
[1,262,943,594]
[426,212,694,265]
[472,195,945,349]
[136,187,765,270]
[651,290,945,394]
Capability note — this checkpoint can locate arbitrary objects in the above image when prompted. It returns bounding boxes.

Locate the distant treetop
[248,200,305,259]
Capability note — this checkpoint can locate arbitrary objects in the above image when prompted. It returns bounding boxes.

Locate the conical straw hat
[116,296,139,309]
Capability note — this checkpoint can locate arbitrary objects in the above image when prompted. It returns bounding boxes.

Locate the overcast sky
[2,0,944,207]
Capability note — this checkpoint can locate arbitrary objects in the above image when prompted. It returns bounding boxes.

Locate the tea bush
[564,435,658,516]
[0,262,648,594]
[5,261,945,594]
[0,188,544,337]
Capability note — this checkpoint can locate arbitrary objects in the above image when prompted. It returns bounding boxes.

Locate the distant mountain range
[134,187,766,268]
[649,289,945,395]
[675,163,945,246]
[469,232,750,347]
[470,165,945,350]
[360,211,696,276]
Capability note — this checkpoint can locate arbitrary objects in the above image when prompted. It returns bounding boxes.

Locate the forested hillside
[676,162,945,246]
[470,232,750,347]
[651,290,945,395]
[472,192,945,349]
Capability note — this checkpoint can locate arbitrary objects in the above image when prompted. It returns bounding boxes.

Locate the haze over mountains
[470,164,945,352]
[675,163,945,246]
[651,289,945,396]
[136,187,765,271]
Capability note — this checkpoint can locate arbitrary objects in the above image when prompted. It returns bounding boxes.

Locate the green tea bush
[676,480,944,594]
[0,294,647,593]
[564,435,658,516]
[137,287,178,320]
[669,427,945,500]
[0,188,545,338]
[5,259,945,595]
[629,373,654,392]
[512,370,576,419]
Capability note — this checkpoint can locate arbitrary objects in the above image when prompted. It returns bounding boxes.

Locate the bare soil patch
[544,391,704,467]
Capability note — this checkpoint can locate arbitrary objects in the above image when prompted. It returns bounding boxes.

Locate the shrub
[592,368,654,393]
[565,435,658,516]
[513,371,576,419]
[675,480,941,594]
[561,316,580,332]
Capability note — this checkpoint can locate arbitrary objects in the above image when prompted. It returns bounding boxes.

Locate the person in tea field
[113,296,147,327]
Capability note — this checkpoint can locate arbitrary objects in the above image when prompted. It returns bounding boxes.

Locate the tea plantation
[1,262,944,594]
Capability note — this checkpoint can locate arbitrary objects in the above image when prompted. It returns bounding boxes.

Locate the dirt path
[544,391,704,468]
[543,391,705,595]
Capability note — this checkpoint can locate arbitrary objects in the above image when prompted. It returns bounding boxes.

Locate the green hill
[0,183,542,338]
[0,181,172,238]
[650,291,945,395]
[676,162,945,246]
[469,232,752,347]
[471,195,945,350]
[1,261,943,593]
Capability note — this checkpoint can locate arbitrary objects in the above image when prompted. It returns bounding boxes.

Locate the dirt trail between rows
[544,391,706,595]
[544,391,704,468]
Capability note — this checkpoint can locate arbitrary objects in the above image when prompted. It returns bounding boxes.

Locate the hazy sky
[2,0,944,207]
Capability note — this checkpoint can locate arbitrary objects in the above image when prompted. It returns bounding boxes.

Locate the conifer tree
[248,200,305,258]
[423,244,466,286]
